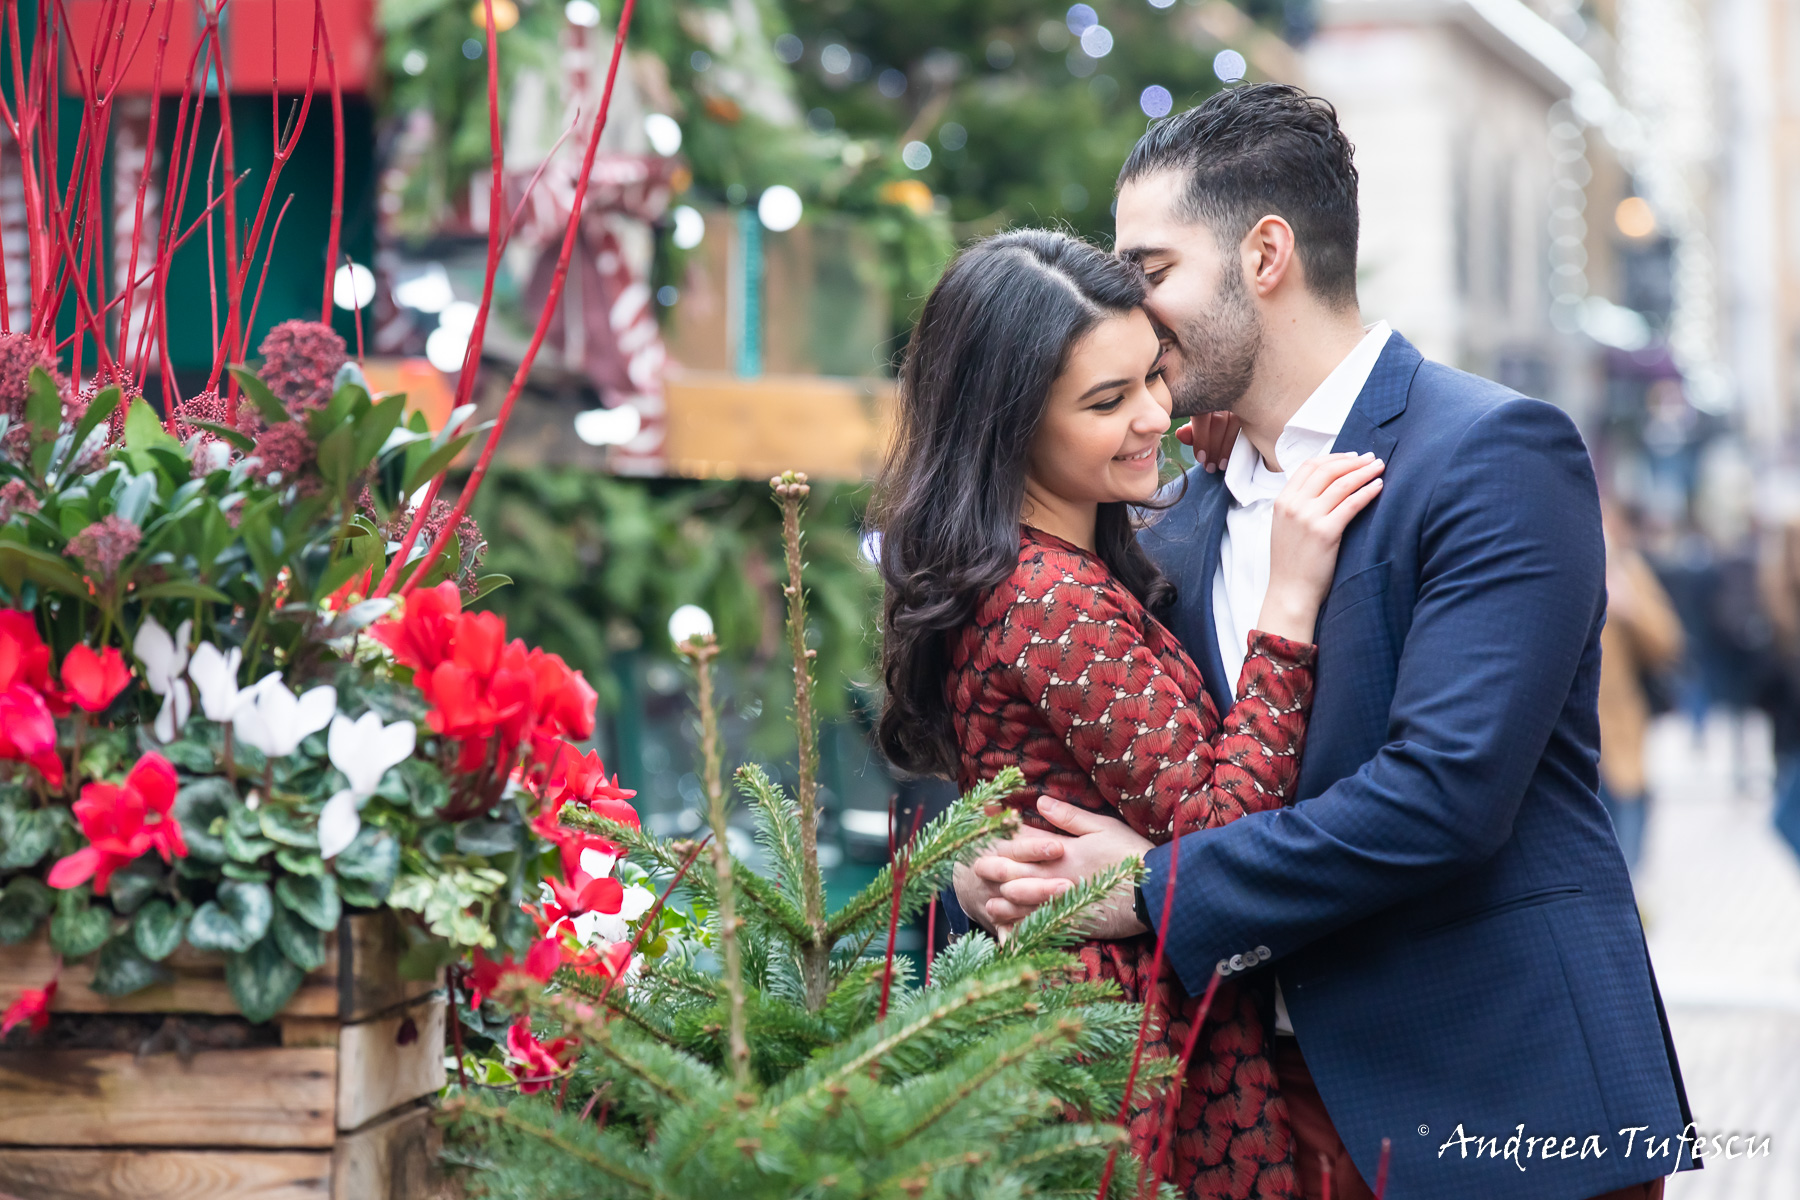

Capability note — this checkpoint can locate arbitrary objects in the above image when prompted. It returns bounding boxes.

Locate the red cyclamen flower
[47,753,186,895]
[463,940,560,1010]
[0,610,66,787]
[59,644,131,713]
[505,1020,576,1092]
[1,978,56,1036]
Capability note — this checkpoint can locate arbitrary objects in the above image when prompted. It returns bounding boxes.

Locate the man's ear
[1242,214,1299,299]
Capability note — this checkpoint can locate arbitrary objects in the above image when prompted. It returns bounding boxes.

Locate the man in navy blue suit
[952,85,1694,1200]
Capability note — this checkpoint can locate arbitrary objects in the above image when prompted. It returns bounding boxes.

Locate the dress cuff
[1244,629,1318,669]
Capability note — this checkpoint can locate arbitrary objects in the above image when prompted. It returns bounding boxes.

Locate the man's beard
[1163,261,1263,419]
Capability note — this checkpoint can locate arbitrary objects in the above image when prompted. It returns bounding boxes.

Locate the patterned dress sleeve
[1006,557,1317,842]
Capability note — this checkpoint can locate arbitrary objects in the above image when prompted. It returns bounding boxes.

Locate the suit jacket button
[1217,959,1232,975]
[1229,954,1245,971]
[1255,946,1271,961]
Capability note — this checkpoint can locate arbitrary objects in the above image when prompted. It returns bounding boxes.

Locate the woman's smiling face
[1027,307,1172,510]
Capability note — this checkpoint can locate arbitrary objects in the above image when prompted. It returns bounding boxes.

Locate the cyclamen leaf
[224,822,276,863]
[106,859,165,914]
[0,807,58,869]
[226,935,304,1023]
[132,898,190,961]
[334,827,398,887]
[92,934,172,996]
[187,880,273,952]
[275,848,325,876]
[275,874,342,933]
[50,891,113,958]
[453,819,517,857]
[271,903,329,972]
[0,877,55,944]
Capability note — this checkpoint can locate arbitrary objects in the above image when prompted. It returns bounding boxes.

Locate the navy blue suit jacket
[1137,335,1694,1200]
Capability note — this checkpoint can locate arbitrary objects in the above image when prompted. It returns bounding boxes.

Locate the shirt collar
[1221,321,1393,506]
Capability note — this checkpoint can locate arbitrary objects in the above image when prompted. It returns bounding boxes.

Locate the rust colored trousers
[1271,1037,1667,1200]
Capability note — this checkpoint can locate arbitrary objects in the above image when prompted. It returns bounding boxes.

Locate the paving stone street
[1641,715,1800,1199]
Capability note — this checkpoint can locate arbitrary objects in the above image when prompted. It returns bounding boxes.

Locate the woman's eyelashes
[1090,395,1125,413]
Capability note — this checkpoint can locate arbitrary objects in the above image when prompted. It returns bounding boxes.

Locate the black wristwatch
[1132,883,1153,932]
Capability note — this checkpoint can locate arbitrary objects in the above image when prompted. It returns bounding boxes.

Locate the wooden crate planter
[0,913,447,1200]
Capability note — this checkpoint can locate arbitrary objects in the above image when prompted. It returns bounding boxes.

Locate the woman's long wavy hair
[873,229,1175,778]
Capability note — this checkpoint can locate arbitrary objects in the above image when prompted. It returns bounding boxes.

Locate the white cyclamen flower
[134,618,193,742]
[234,675,336,759]
[570,884,656,948]
[318,711,416,859]
[578,846,617,880]
[188,642,245,723]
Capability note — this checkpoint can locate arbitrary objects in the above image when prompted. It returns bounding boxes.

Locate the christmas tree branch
[680,632,750,1086]
[772,471,832,1011]
[439,1096,654,1192]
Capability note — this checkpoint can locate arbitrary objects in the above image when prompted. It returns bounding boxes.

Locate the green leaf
[314,423,356,492]
[106,858,165,914]
[224,821,276,864]
[0,806,58,869]
[226,935,304,1023]
[186,880,273,953]
[274,874,342,932]
[0,540,92,597]
[336,877,386,909]
[334,826,398,889]
[50,889,113,958]
[92,933,172,995]
[62,385,120,469]
[470,572,512,600]
[259,807,319,849]
[402,430,474,495]
[271,902,329,971]
[275,847,325,876]
[221,862,273,882]
[158,739,216,774]
[453,819,517,857]
[132,898,190,961]
[352,393,406,476]
[24,366,62,439]
[0,877,54,944]
[133,579,233,604]
[228,366,289,426]
[123,395,181,454]
[189,420,257,453]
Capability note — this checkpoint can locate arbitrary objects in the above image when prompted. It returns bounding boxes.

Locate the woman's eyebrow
[1079,378,1131,400]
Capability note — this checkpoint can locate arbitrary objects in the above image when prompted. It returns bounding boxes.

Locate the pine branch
[737,763,807,896]
[772,471,832,1012]
[775,965,1044,1110]
[827,772,1024,942]
[440,1095,655,1193]
[999,859,1143,958]
[680,633,750,1085]
[893,1019,1086,1144]
[562,809,813,943]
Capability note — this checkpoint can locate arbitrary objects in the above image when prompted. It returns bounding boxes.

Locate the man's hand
[967,797,1155,939]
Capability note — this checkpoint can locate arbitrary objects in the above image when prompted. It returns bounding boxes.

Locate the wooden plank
[0,1047,338,1149]
[0,932,337,1017]
[280,1018,341,1048]
[332,1104,439,1200]
[661,371,895,482]
[336,997,446,1132]
[340,912,443,1023]
[0,1148,331,1199]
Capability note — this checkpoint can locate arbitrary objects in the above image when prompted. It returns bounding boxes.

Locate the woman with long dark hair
[872,229,1382,1199]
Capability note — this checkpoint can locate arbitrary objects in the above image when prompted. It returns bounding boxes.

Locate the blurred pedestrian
[1601,504,1685,873]
[1757,518,1800,863]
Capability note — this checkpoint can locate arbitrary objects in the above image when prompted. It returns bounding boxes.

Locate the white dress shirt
[1208,320,1391,1033]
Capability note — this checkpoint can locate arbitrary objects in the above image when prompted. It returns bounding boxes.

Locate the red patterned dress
[947,527,1314,1200]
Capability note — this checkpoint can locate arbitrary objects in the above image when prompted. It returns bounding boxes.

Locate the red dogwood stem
[1374,1137,1391,1199]
[1146,965,1224,1193]
[393,0,640,600]
[592,830,707,1010]
[1096,840,1183,1200]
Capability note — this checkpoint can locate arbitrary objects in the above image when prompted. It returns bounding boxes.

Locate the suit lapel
[1329,333,1421,460]
[1189,478,1234,713]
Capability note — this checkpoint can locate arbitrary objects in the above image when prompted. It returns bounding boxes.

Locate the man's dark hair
[1119,83,1360,307]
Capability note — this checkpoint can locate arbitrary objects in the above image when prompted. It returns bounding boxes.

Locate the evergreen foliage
[444,473,1171,1198]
